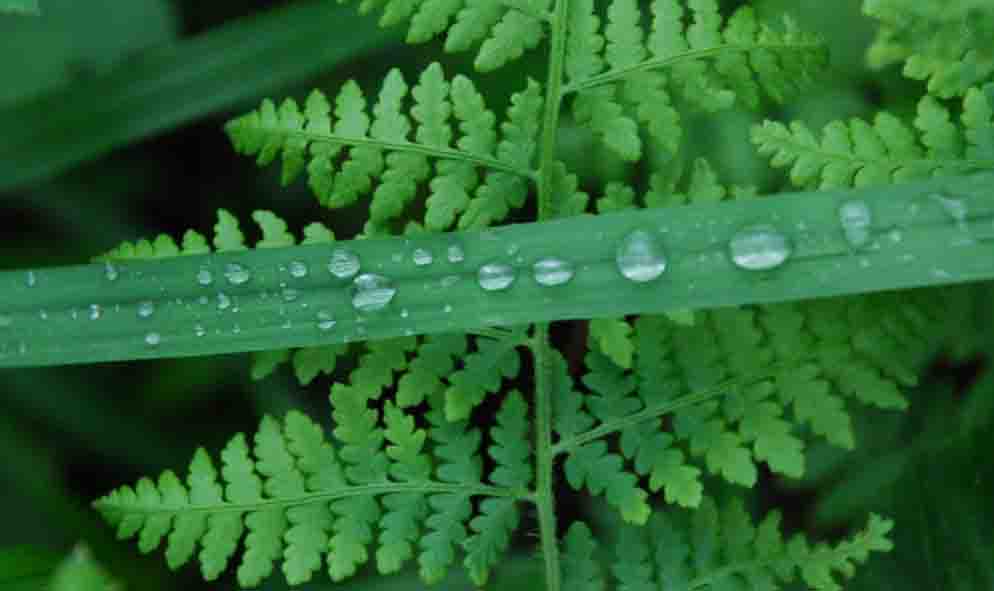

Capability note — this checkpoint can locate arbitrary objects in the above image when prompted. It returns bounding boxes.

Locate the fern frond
[864,0,994,98]
[609,497,893,591]
[562,0,827,161]
[94,400,522,586]
[226,64,541,232]
[343,0,548,71]
[752,84,994,188]
[444,334,524,420]
[560,522,604,590]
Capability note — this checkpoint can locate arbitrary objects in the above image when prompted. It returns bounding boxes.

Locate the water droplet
[196,268,214,286]
[447,244,465,263]
[17,342,27,355]
[533,258,575,286]
[25,271,37,287]
[328,248,360,279]
[443,304,453,313]
[616,230,667,282]
[317,310,337,331]
[71,308,79,320]
[352,274,397,312]
[198,295,209,305]
[145,332,161,347]
[39,309,48,320]
[88,304,102,320]
[400,308,410,318]
[289,261,308,278]
[839,200,872,248]
[224,263,251,285]
[281,287,300,302]
[0,315,12,328]
[728,225,792,271]
[104,262,119,281]
[441,275,459,288]
[217,293,232,311]
[137,301,155,318]
[232,324,242,335]
[507,244,520,256]
[478,263,516,291]
[413,248,433,266]
[194,324,206,337]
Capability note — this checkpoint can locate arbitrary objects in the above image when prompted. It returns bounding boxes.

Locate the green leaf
[589,318,635,368]
[0,0,38,15]
[561,522,604,590]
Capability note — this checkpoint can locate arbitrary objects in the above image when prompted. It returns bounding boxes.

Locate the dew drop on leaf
[144,332,161,347]
[839,200,872,248]
[137,301,155,318]
[196,268,214,286]
[89,304,102,321]
[217,293,232,311]
[533,258,575,286]
[288,261,309,278]
[413,248,433,266]
[25,271,37,287]
[352,274,396,312]
[224,263,251,285]
[0,315,12,328]
[194,324,206,337]
[317,310,337,331]
[281,287,300,302]
[478,263,516,291]
[329,248,361,279]
[447,244,465,263]
[103,262,119,282]
[616,230,667,282]
[729,225,792,271]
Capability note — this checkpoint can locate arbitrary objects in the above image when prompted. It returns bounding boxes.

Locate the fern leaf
[589,318,635,369]
[864,0,994,98]
[227,65,537,232]
[753,85,994,188]
[396,334,468,407]
[444,336,522,420]
[561,522,604,590]
[565,441,651,524]
[464,391,531,584]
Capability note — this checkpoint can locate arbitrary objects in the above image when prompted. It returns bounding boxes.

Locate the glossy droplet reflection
[352,274,396,312]
[328,248,360,279]
[137,301,155,318]
[104,262,119,282]
[478,263,516,291]
[413,248,433,266]
[729,225,792,271]
[317,310,337,331]
[145,332,161,347]
[447,244,465,263]
[533,258,574,286]
[288,261,308,278]
[839,200,872,248]
[196,268,214,286]
[616,230,667,282]
[224,263,251,285]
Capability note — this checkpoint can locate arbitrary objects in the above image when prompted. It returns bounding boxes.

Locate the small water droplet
[103,262,119,281]
[39,309,48,320]
[194,324,206,337]
[440,275,459,288]
[0,315,12,328]
[478,263,516,291]
[839,200,872,248]
[329,248,360,279]
[137,301,155,318]
[413,248,433,266]
[443,304,453,313]
[403,328,415,336]
[317,310,337,331]
[728,225,792,271]
[71,308,79,320]
[281,287,300,302]
[352,274,397,312]
[224,263,251,285]
[533,258,575,286]
[400,308,410,318]
[198,295,209,305]
[289,261,308,278]
[88,304,102,320]
[447,244,465,263]
[145,332,161,347]
[17,342,28,355]
[616,230,667,282]
[506,244,519,256]
[25,271,37,287]
[196,268,214,286]
[217,293,232,311]
[232,324,242,335]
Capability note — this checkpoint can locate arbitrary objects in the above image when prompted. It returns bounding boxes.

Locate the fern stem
[272,129,538,181]
[560,42,823,94]
[531,0,571,587]
[94,482,523,516]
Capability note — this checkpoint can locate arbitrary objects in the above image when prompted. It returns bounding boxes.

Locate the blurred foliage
[0,0,990,590]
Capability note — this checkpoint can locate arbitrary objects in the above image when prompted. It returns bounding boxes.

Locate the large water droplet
[413,248,433,266]
[196,268,214,286]
[104,262,119,281]
[329,248,360,279]
[447,244,465,263]
[289,261,308,278]
[478,263,516,291]
[224,263,251,285]
[729,225,792,271]
[839,200,872,248]
[533,258,575,286]
[616,230,667,282]
[89,304,102,321]
[145,332,161,347]
[137,301,155,318]
[352,274,397,312]
[317,310,337,331]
